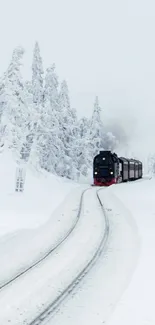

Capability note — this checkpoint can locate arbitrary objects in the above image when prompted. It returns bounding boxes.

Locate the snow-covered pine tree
[1,46,31,163]
[39,64,64,173]
[20,80,34,162]
[0,76,6,122]
[58,80,78,179]
[44,64,59,107]
[30,41,44,169]
[32,42,44,106]
[39,98,63,173]
[25,80,33,100]
[89,96,104,159]
[74,117,91,177]
[0,76,8,148]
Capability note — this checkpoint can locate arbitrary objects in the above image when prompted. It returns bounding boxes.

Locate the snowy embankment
[107,178,155,325]
[0,151,77,236]
[0,188,106,325]
[0,150,83,286]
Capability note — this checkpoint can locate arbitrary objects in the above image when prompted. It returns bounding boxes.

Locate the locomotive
[93,150,143,186]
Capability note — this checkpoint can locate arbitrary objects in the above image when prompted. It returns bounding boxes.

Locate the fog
[0,0,155,166]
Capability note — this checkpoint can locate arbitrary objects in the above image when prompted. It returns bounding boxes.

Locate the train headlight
[110,171,113,175]
[95,171,98,175]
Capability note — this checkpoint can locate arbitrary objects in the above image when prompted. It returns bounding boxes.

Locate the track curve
[29,188,109,325]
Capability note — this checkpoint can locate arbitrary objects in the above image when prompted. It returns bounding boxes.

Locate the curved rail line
[0,187,91,290]
[29,188,109,325]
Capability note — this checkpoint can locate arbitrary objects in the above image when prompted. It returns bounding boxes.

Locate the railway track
[0,188,88,290]
[29,188,109,325]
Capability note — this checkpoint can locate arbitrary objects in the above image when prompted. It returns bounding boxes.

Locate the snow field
[0,150,78,237]
[47,187,140,325]
[0,187,106,325]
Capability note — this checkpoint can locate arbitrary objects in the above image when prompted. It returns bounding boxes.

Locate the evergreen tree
[1,46,31,162]
[89,96,104,158]
[44,64,59,106]
[58,80,78,179]
[0,76,8,148]
[30,42,44,169]
[32,42,44,106]
[39,64,64,173]
[75,117,91,177]
[0,42,120,182]
[0,76,6,123]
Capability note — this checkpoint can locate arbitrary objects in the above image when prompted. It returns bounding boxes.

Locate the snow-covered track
[0,188,89,290]
[29,188,109,325]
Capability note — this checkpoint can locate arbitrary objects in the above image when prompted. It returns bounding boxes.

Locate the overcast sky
[0,0,155,161]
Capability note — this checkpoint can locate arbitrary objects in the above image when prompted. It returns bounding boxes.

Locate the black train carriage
[93,151,120,186]
[127,158,142,181]
[127,158,135,181]
[119,157,129,182]
[93,150,143,186]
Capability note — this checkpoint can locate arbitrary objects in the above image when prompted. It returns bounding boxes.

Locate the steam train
[93,151,143,186]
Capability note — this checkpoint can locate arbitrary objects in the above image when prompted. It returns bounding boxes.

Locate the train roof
[93,150,119,163]
[99,150,111,155]
[98,150,118,157]
[122,158,142,165]
[119,157,128,162]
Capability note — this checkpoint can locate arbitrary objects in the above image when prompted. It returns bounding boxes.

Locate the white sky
[0,0,155,158]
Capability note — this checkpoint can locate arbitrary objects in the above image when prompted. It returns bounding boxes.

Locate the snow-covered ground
[46,177,155,325]
[1,151,155,325]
